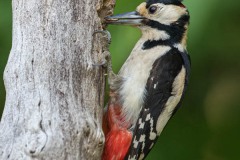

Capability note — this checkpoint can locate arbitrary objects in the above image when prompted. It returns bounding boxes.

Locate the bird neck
[140,15,189,51]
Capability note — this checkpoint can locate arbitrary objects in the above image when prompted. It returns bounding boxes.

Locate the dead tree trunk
[0,0,115,159]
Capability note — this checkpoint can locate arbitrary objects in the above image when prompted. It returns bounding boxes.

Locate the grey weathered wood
[0,0,115,159]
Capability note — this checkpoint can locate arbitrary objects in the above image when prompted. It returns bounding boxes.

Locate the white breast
[118,38,171,125]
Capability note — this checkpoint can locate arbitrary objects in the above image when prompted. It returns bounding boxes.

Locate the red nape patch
[179,3,186,8]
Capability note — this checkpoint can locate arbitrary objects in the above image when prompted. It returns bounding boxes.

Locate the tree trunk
[0,0,115,159]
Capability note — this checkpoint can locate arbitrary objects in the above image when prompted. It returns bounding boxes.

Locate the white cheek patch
[151,4,187,25]
[141,27,170,41]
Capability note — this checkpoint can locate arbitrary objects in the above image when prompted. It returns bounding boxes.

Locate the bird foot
[92,30,111,67]
[93,30,111,50]
[92,30,119,90]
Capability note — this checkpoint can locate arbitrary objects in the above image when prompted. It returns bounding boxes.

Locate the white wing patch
[146,113,151,121]
[133,137,139,148]
[153,82,158,89]
[129,156,137,160]
[149,117,157,140]
[138,118,145,129]
[139,134,146,142]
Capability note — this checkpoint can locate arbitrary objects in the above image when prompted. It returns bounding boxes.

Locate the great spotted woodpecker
[101,0,190,159]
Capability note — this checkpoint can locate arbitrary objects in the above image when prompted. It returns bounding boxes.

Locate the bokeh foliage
[0,0,11,117]
[1,0,240,159]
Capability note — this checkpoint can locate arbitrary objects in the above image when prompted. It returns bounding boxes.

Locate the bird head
[105,0,190,45]
[105,0,189,26]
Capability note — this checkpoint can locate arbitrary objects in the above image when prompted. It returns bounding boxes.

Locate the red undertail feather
[102,93,132,160]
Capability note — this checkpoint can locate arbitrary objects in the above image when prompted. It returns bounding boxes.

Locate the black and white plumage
[126,47,190,159]
[104,0,190,159]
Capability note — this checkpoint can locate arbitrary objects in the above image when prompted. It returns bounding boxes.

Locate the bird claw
[92,61,107,67]
[93,30,111,48]
[92,30,118,90]
[92,50,110,68]
[103,51,119,90]
[92,30,111,67]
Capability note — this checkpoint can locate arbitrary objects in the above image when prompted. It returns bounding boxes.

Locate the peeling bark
[0,0,115,159]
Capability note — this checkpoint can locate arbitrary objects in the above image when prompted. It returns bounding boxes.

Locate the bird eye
[148,6,158,14]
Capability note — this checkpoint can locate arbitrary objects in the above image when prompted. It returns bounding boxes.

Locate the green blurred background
[1,0,240,159]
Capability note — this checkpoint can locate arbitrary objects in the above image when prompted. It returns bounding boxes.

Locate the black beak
[105,11,146,26]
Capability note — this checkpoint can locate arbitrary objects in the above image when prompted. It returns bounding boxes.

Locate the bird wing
[125,48,190,160]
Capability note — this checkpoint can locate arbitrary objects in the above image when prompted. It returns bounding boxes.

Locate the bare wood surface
[0,0,115,159]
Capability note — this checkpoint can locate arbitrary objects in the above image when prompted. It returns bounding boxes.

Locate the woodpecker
[101,0,190,159]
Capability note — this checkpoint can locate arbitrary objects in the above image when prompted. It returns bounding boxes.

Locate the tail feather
[102,103,132,160]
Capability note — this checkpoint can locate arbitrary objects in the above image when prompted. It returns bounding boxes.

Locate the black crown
[146,0,183,7]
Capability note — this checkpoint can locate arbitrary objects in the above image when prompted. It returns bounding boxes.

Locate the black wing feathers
[126,48,189,160]
[171,51,191,115]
